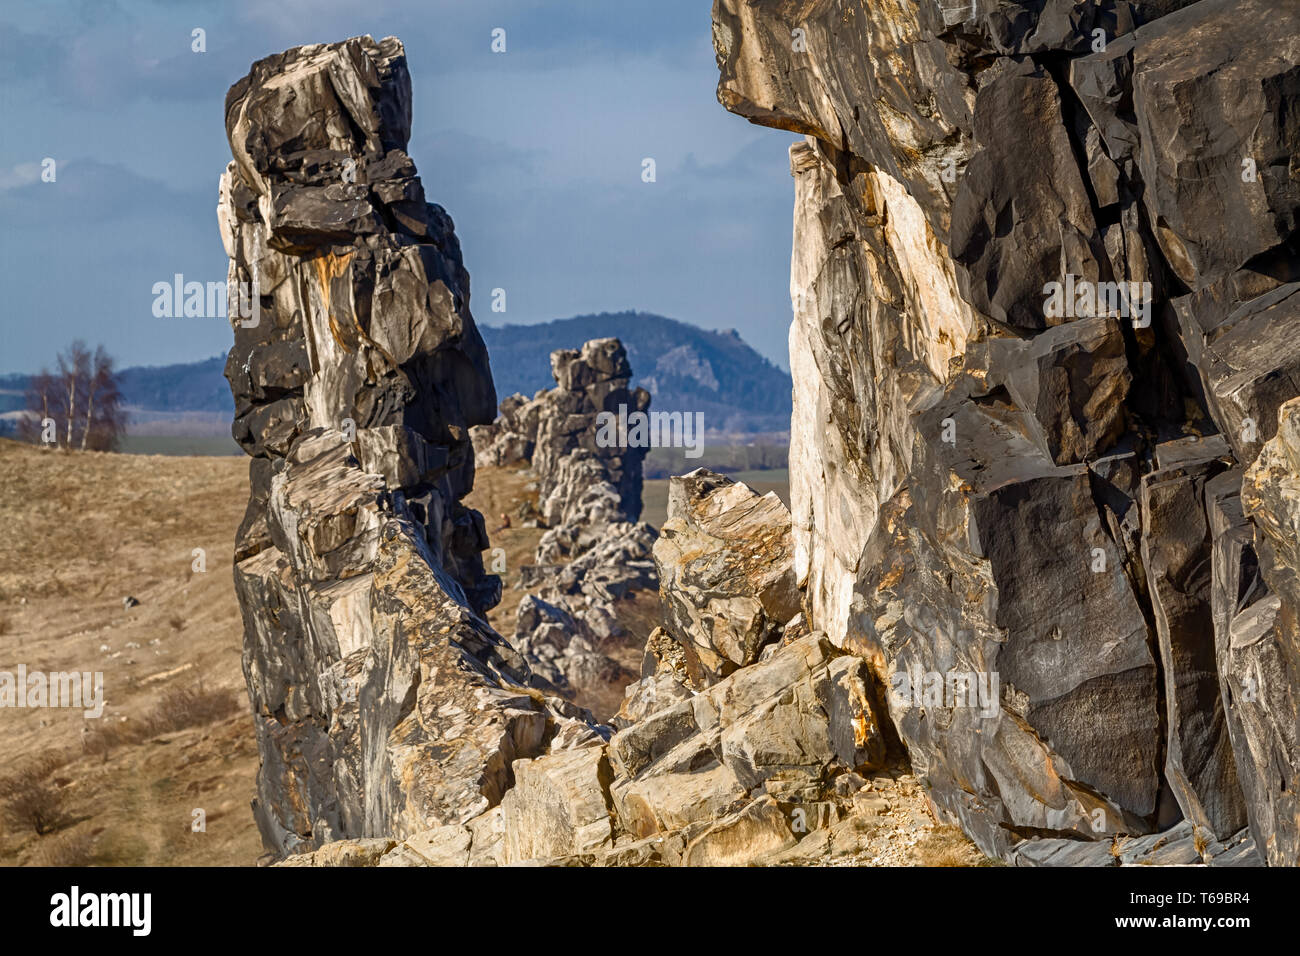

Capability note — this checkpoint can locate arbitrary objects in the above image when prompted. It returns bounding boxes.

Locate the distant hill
[117,355,232,414]
[0,357,233,419]
[480,312,792,433]
[1,312,792,434]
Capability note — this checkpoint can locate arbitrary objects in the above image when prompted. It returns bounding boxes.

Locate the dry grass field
[0,438,260,866]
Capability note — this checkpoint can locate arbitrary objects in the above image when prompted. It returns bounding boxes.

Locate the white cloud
[0,162,42,190]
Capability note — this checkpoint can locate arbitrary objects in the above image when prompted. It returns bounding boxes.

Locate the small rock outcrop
[531,338,650,545]
[470,392,543,470]
[220,36,599,856]
[652,469,801,686]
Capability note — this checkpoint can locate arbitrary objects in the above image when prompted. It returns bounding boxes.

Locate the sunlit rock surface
[221,36,594,856]
[714,0,1298,864]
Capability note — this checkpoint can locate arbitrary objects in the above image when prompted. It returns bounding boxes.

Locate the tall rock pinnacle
[218,36,596,855]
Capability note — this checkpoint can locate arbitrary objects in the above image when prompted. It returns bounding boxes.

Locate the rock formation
[531,339,650,540]
[220,36,600,855]
[1238,400,1300,864]
[480,339,660,713]
[713,0,1298,864]
[282,470,902,867]
[230,11,1300,866]
[653,470,801,686]
[470,391,542,470]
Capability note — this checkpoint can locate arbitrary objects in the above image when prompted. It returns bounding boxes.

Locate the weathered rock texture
[220,36,598,855]
[653,469,801,686]
[471,391,543,470]
[532,338,651,539]
[231,14,1300,867]
[714,0,1298,864]
[473,339,659,714]
[284,472,899,867]
[1239,399,1300,864]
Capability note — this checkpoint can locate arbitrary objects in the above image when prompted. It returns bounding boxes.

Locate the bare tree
[17,371,57,446]
[19,342,126,451]
[57,342,90,447]
[80,347,124,450]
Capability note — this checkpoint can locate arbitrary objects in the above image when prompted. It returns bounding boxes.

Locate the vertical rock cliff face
[219,37,595,856]
[1240,400,1300,864]
[715,0,1299,863]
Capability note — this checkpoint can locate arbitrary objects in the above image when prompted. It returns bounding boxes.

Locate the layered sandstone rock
[220,36,596,855]
[714,0,1298,863]
[282,655,1262,868]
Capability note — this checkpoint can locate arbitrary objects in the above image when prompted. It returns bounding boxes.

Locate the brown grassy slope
[0,439,261,865]
[0,447,668,863]
[463,462,547,632]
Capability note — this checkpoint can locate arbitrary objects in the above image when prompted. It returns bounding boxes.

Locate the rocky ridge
[479,339,660,709]
[281,468,922,867]
[227,8,1300,867]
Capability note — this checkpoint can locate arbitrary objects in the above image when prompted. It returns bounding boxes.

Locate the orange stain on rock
[312,251,355,351]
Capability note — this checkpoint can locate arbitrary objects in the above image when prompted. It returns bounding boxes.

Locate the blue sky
[0,0,798,374]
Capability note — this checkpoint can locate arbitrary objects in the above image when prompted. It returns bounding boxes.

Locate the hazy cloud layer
[0,0,797,373]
